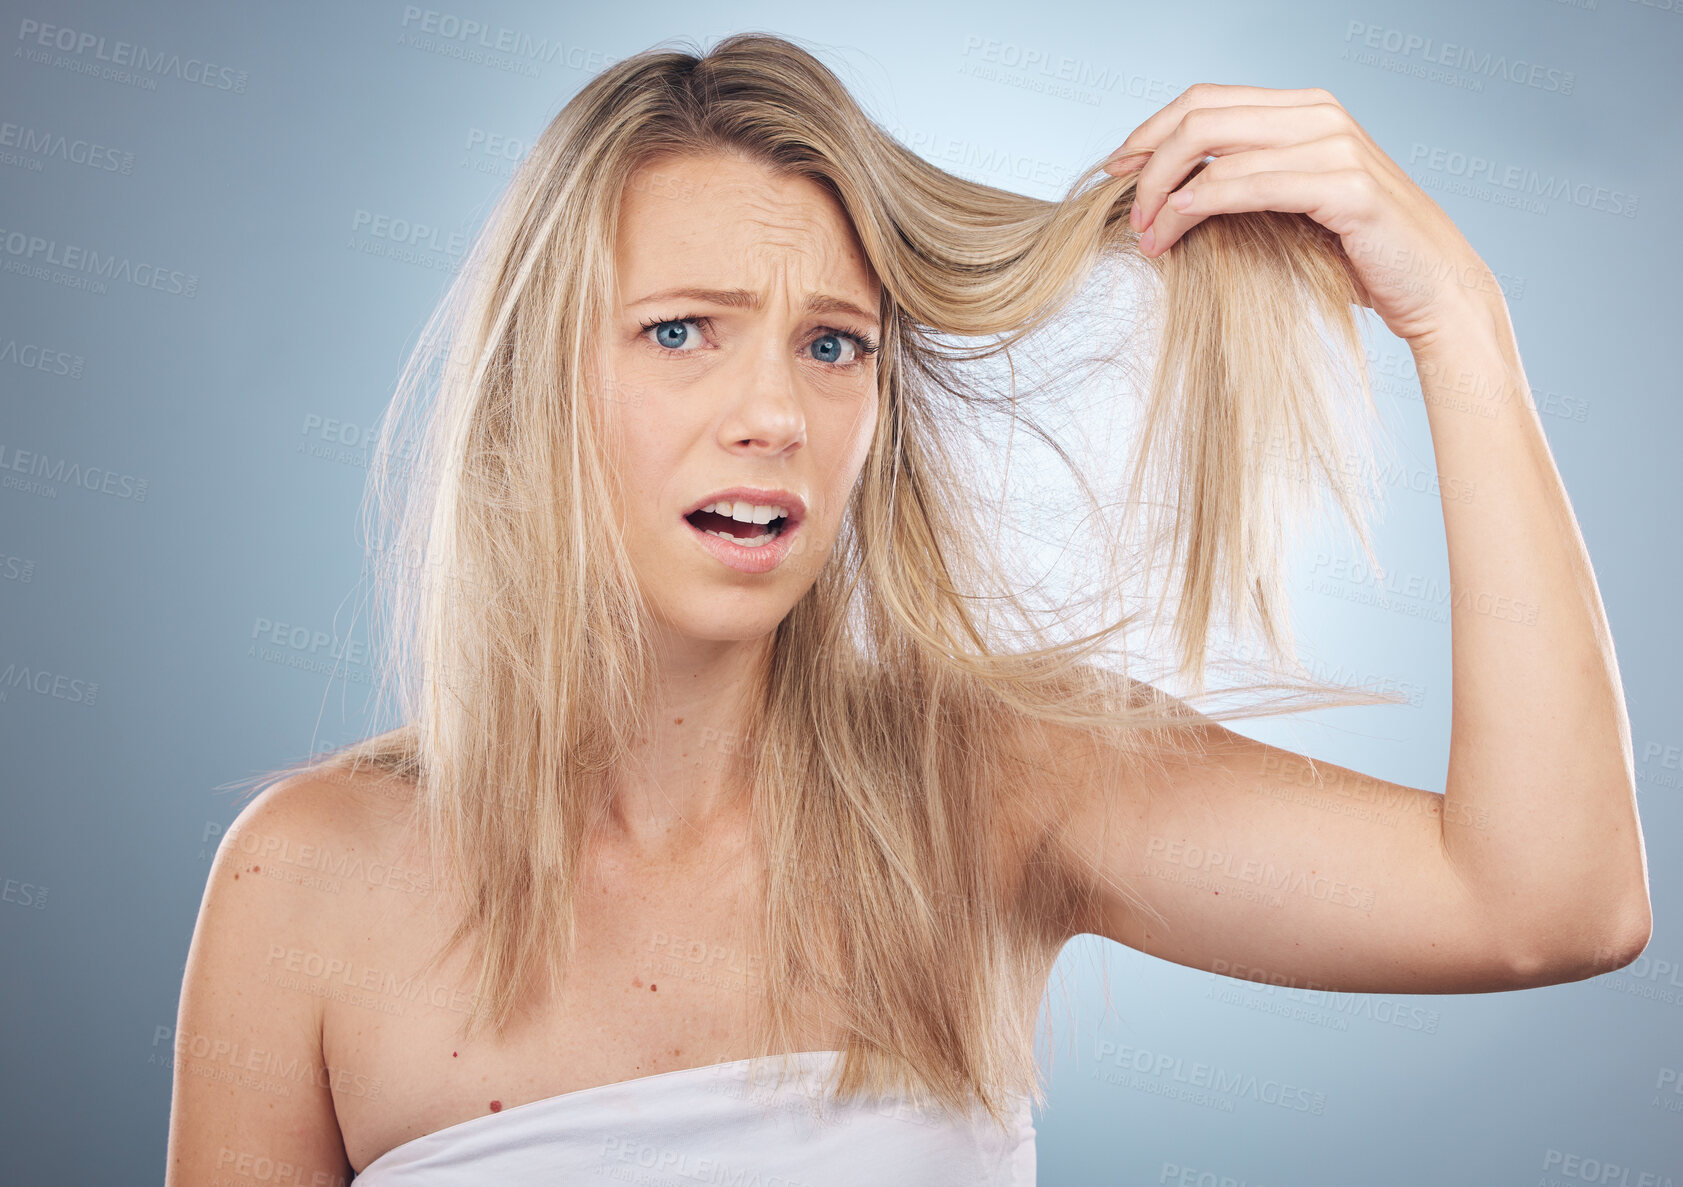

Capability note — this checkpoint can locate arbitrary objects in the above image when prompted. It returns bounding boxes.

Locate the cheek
[606,399,695,531]
[830,393,879,481]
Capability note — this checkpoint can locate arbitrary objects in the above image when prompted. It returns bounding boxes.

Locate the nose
[716,328,805,457]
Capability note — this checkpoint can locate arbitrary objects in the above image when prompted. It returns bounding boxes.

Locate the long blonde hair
[237,31,1398,1129]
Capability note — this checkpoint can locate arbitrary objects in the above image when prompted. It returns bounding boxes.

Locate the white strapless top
[352,1050,1036,1184]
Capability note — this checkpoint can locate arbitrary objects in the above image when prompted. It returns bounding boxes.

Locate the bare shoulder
[989,672,1179,828]
[221,766,427,904]
[209,764,413,929]
[245,761,422,841]
[985,673,1196,942]
[165,764,424,1185]
[980,692,1115,933]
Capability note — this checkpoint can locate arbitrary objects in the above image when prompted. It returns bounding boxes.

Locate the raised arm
[1029,83,1651,993]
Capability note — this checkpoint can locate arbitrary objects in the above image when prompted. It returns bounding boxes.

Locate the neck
[605,625,774,854]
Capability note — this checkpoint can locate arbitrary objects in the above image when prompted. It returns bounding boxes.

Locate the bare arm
[1035,282,1650,994]
[1403,287,1649,975]
[166,777,354,1186]
[1033,81,1654,993]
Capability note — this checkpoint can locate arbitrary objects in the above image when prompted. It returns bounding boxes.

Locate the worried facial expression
[603,152,883,642]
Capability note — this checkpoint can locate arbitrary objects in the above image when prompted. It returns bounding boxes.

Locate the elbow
[1504,893,1653,988]
[1599,894,1654,972]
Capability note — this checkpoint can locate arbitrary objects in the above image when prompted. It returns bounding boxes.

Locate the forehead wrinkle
[735,209,838,263]
[736,245,877,323]
[647,218,874,318]
[619,161,880,314]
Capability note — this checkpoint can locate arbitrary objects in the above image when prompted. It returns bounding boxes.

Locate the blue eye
[637,313,880,366]
[810,332,854,365]
[645,318,702,350]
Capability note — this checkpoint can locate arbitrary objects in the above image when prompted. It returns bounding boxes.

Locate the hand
[1103,83,1503,346]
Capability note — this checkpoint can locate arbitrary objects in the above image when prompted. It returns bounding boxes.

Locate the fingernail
[1140,226,1156,254]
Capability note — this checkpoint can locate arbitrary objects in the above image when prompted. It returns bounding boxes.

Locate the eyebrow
[626,286,880,330]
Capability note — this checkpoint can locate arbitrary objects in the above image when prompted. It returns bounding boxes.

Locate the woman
[166,32,1650,1185]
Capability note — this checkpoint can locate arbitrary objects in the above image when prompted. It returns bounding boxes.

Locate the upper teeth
[699,501,789,525]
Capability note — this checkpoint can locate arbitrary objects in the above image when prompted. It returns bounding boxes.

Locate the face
[602,153,882,644]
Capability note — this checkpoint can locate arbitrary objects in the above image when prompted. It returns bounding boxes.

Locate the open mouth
[683,507,792,548]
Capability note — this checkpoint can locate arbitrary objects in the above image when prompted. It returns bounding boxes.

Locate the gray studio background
[2,0,1679,1183]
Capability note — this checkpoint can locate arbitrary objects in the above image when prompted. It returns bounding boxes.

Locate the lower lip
[684,515,803,575]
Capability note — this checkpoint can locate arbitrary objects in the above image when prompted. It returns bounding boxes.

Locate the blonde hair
[235,31,1399,1130]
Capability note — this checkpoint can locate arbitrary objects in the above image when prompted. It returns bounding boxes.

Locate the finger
[1139,168,1379,258]
[1149,132,1374,236]
[1106,82,1340,162]
[1126,102,1352,233]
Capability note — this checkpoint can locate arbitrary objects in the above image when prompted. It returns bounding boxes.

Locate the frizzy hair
[235,32,1399,1130]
